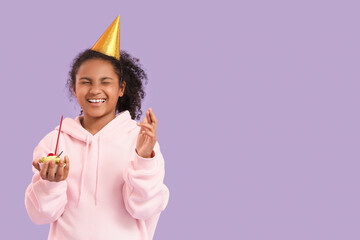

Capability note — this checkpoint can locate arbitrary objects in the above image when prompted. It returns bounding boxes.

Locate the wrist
[136,149,155,158]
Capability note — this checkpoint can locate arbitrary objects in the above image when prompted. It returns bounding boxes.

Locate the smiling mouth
[87,98,106,103]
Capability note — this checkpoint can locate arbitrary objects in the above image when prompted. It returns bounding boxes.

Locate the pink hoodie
[25,110,170,240]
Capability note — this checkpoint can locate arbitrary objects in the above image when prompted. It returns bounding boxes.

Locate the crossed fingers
[137,108,157,135]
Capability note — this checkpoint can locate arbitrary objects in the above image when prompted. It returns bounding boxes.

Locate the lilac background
[0,0,359,239]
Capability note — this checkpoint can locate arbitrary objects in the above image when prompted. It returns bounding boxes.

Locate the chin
[85,109,114,119]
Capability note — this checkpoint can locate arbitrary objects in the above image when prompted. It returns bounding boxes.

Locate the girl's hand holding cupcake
[32,156,70,182]
[136,108,157,158]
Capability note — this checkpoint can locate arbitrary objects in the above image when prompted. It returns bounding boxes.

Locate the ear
[72,84,77,98]
[119,81,126,97]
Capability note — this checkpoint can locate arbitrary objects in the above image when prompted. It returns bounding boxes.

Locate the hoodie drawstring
[78,135,90,206]
[95,135,101,205]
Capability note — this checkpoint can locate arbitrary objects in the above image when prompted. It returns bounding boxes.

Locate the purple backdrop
[1,0,359,239]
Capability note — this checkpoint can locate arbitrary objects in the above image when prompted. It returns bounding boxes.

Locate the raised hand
[136,108,157,158]
[32,155,70,182]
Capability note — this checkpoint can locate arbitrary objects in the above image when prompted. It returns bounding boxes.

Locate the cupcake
[38,155,64,172]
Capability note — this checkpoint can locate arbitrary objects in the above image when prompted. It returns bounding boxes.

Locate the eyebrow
[79,77,113,81]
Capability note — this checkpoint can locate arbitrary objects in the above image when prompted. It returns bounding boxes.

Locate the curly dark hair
[66,49,148,120]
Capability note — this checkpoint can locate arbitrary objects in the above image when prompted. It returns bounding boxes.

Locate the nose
[89,83,102,94]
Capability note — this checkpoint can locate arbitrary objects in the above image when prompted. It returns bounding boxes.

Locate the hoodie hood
[54,110,137,205]
[57,110,134,142]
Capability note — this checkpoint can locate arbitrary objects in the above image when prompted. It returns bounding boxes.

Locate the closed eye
[79,77,92,84]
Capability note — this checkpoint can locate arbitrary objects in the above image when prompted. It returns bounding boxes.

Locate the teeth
[88,99,106,103]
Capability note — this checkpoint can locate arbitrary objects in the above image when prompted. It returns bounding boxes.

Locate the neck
[81,112,116,135]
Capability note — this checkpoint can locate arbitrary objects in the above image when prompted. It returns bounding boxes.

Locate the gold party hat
[91,15,120,60]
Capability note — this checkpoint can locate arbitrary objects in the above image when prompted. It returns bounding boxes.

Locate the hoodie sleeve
[24,132,68,225]
[122,141,170,220]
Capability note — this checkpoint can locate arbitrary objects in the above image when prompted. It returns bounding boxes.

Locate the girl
[25,17,169,240]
